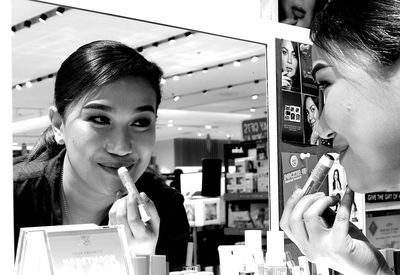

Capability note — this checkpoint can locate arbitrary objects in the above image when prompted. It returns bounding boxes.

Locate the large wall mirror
[11,0,269,269]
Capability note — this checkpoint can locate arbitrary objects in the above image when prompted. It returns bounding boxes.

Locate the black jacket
[14,149,190,271]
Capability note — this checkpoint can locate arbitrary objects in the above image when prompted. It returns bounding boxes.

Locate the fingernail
[140,192,149,202]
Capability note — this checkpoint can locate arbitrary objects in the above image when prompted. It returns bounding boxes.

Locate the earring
[55,134,65,145]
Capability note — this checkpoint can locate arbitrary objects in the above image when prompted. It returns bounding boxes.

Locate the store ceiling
[12,0,268,146]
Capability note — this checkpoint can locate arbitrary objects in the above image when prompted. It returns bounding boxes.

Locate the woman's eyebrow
[82,103,155,113]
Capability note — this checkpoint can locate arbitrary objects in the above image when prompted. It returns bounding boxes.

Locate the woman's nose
[317,109,336,139]
[105,130,133,156]
[287,54,292,64]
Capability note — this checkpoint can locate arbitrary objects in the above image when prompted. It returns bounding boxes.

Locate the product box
[366,209,400,249]
[227,203,251,228]
[256,159,269,193]
[234,157,257,173]
[184,197,225,227]
[244,173,257,193]
[226,172,247,193]
[249,203,269,230]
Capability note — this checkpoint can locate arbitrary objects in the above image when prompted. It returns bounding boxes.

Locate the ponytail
[25,126,65,162]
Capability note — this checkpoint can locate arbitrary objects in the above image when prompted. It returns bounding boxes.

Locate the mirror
[12,0,269,269]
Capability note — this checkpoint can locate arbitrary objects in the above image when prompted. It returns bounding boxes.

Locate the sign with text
[15,224,133,275]
[242,117,268,141]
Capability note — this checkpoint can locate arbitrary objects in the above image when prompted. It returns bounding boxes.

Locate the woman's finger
[108,197,122,225]
[126,194,147,238]
[333,187,354,236]
[303,195,341,237]
[140,193,160,236]
[288,192,326,242]
[280,188,305,232]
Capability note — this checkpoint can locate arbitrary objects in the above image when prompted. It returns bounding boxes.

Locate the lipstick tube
[302,153,334,195]
[118,167,151,223]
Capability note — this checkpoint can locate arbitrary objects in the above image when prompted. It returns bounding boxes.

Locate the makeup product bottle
[264,231,287,275]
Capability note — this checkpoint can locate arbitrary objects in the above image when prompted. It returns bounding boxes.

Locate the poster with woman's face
[278,0,329,29]
[303,94,320,145]
[281,39,300,92]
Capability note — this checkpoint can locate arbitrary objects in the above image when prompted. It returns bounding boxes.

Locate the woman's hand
[109,192,160,256]
[280,188,393,275]
[282,72,293,90]
[310,122,320,145]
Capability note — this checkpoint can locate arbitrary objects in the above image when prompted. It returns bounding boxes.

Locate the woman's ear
[49,106,65,145]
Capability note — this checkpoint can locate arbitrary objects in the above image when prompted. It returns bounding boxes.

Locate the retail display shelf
[223,192,268,201]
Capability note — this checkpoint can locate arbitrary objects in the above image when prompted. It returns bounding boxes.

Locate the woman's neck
[61,156,116,225]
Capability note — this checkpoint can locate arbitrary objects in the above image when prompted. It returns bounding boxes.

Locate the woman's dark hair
[24,40,163,162]
[310,0,400,71]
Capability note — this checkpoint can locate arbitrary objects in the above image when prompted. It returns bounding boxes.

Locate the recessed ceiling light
[168,38,176,45]
[197,133,202,137]
[205,125,212,129]
[172,75,180,81]
[233,61,241,67]
[251,56,259,63]
[25,81,32,88]
[167,123,173,127]
[173,95,180,102]
[15,84,22,90]
[177,127,183,131]
[251,94,258,100]
[250,107,256,112]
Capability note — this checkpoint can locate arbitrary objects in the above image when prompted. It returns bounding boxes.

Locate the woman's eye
[89,116,110,124]
[132,118,152,128]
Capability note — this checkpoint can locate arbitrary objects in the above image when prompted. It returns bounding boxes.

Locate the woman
[304,95,320,145]
[279,0,328,28]
[13,40,189,271]
[280,0,400,274]
[281,39,300,91]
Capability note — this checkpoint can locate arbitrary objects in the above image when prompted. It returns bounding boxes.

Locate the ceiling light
[226,134,231,138]
[187,72,193,77]
[24,20,31,28]
[168,37,176,45]
[251,94,259,100]
[56,7,65,16]
[168,120,173,123]
[250,107,256,112]
[167,123,173,127]
[177,127,183,131]
[15,84,22,90]
[205,125,212,129]
[185,32,193,39]
[160,78,166,85]
[251,56,259,63]
[172,75,180,81]
[202,68,208,73]
[233,60,241,67]
[197,133,202,137]
[173,95,180,102]
[25,81,32,88]
[39,14,48,23]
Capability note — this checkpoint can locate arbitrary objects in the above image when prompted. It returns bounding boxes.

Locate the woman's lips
[98,163,135,175]
[292,7,306,19]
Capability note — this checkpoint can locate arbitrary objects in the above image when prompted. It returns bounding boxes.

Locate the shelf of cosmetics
[184,194,269,231]
[226,156,269,194]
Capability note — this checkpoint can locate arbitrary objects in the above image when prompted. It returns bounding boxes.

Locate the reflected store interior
[12,0,270,271]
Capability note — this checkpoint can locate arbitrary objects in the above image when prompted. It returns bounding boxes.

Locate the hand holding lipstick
[280,188,392,275]
[108,170,160,255]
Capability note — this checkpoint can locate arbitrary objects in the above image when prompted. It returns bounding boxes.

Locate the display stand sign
[15,224,134,275]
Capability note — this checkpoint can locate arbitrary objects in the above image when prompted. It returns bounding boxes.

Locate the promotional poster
[282,91,303,143]
[281,152,318,204]
[366,210,400,249]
